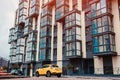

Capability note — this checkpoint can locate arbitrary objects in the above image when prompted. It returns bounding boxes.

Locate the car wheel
[46,71,51,77]
[57,74,61,78]
[36,72,39,77]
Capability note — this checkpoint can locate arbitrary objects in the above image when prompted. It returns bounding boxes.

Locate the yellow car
[35,64,62,77]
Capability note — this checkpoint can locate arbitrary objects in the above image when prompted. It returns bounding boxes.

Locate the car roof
[44,64,58,66]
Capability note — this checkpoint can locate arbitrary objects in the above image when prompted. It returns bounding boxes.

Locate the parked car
[35,64,62,77]
[10,69,23,75]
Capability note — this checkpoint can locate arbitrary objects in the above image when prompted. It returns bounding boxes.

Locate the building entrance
[103,56,113,74]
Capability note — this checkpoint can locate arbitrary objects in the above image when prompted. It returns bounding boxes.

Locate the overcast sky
[0,0,18,59]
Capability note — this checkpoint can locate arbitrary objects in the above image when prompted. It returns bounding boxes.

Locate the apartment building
[8,0,120,76]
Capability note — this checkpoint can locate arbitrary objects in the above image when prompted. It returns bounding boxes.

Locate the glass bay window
[41,16,52,27]
[41,5,52,17]
[91,0,112,18]
[65,10,82,57]
[56,0,69,20]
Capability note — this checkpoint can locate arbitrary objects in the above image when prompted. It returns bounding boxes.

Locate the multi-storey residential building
[8,0,120,76]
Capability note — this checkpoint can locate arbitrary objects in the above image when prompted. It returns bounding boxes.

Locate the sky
[0,0,18,59]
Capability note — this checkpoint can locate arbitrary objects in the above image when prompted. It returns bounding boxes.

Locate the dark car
[10,69,23,75]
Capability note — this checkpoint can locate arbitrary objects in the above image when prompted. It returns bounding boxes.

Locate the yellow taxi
[35,64,62,77]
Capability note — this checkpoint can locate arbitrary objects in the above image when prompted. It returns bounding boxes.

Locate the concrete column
[32,18,36,30]
[30,63,33,77]
[112,56,120,74]
[112,0,120,55]
[94,56,104,74]
[57,22,63,68]
[20,64,23,71]
[36,0,42,61]
[81,11,86,58]
[51,6,55,61]
[69,0,73,11]
[77,0,82,11]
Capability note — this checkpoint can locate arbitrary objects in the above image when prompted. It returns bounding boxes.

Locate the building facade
[8,0,120,76]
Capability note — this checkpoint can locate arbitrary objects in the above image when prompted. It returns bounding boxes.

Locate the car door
[42,65,48,75]
[38,65,48,75]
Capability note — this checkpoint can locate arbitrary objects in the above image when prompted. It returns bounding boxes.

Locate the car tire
[57,74,61,78]
[46,71,51,77]
[36,71,39,77]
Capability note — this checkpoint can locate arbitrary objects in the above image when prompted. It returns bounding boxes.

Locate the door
[103,56,113,74]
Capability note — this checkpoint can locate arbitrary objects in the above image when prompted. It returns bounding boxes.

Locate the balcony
[24,26,32,36]
[94,52,117,56]
[10,42,17,49]
[16,46,24,54]
[16,54,23,63]
[19,2,27,25]
[14,26,23,40]
[19,0,28,5]
[9,28,15,36]
[8,28,15,43]
[19,0,28,10]
[25,52,36,62]
[64,9,82,58]
[27,32,37,42]
[41,5,52,17]
[16,38,25,55]
[23,18,32,36]
[92,33,116,56]
[10,48,16,56]
[29,0,40,17]
[41,16,52,27]
[27,42,37,52]
[55,0,69,21]
[91,0,112,19]
[42,0,55,6]
[18,15,26,26]
[17,38,25,46]
[9,56,16,63]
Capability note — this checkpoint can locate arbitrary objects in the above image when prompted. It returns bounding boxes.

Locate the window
[92,16,113,35]
[91,3,96,17]
[56,6,69,20]
[86,42,92,52]
[42,5,52,16]
[40,38,46,48]
[41,16,52,27]
[40,49,46,60]
[91,0,112,18]
[93,34,115,54]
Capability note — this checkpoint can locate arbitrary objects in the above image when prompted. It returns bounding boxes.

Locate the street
[1,76,120,80]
